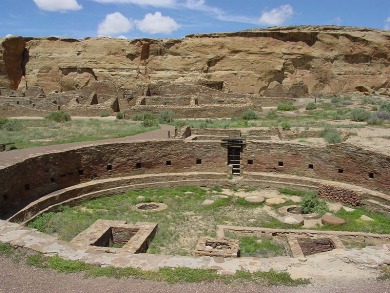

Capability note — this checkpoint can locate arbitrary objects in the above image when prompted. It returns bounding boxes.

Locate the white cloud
[93,0,176,7]
[98,12,134,36]
[385,17,390,30]
[33,0,82,12]
[334,17,343,26]
[136,12,180,34]
[5,34,13,38]
[258,4,294,26]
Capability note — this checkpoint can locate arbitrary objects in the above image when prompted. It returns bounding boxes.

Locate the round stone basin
[278,205,320,219]
[135,202,167,212]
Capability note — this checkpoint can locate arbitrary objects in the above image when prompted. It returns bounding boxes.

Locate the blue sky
[1,0,390,39]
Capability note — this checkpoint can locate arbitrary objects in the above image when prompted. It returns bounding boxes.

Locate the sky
[0,0,390,39]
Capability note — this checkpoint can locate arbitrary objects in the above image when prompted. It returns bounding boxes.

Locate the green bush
[142,118,158,127]
[350,108,370,122]
[367,115,383,125]
[45,111,71,123]
[277,102,297,111]
[300,193,327,214]
[116,112,124,120]
[0,117,8,126]
[99,110,110,117]
[305,102,317,110]
[1,119,23,131]
[265,110,278,119]
[379,102,390,112]
[241,110,258,120]
[281,121,291,131]
[321,126,343,144]
[158,111,174,123]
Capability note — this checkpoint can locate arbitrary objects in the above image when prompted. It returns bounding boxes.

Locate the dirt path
[0,124,175,167]
[0,257,388,293]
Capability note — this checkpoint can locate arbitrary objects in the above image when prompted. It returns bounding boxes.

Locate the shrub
[375,111,390,120]
[45,111,71,123]
[132,114,144,121]
[300,193,327,214]
[281,121,291,131]
[142,118,158,127]
[321,126,343,144]
[379,102,390,112]
[116,112,124,120]
[277,102,297,111]
[265,110,278,119]
[305,102,317,110]
[2,119,23,131]
[0,117,8,126]
[350,108,370,122]
[241,110,258,120]
[99,110,110,117]
[367,115,383,125]
[158,111,174,123]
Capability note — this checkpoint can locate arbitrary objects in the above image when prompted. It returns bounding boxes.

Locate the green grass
[0,118,159,149]
[0,242,14,255]
[237,236,286,257]
[0,244,309,285]
[27,186,284,255]
[319,206,390,234]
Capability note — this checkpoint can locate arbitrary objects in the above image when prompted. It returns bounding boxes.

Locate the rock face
[0,26,390,116]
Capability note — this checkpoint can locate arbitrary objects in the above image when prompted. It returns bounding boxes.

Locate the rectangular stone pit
[194,237,240,258]
[71,220,158,254]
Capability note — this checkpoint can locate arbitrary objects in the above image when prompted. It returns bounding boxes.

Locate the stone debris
[360,215,374,221]
[245,195,265,204]
[202,199,215,206]
[283,215,305,226]
[321,215,346,226]
[318,186,361,206]
[265,198,286,206]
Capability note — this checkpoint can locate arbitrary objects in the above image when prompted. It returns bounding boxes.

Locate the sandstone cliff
[0,26,389,116]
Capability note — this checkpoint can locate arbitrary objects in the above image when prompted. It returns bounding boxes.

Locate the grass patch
[319,206,390,234]
[0,118,159,149]
[277,103,297,111]
[278,188,316,197]
[0,244,309,286]
[238,236,286,257]
[0,242,14,255]
[378,266,390,281]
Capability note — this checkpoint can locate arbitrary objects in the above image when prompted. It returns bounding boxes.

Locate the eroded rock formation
[0,26,389,116]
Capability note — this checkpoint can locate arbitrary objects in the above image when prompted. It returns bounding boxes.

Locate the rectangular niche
[71,220,158,254]
[194,237,240,258]
[93,227,139,248]
[196,159,202,165]
[247,159,254,165]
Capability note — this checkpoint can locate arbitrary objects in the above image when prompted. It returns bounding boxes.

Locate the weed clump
[277,102,297,111]
[321,126,343,144]
[241,110,258,120]
[300,193,327,214]
[350,108,370,122]
[45,111,71,123]
[305,102,317,110]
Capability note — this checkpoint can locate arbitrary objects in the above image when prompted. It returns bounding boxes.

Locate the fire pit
[135,202,167,212]
[195,237,240,257]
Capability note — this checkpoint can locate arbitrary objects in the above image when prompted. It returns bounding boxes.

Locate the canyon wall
[1,26,390,99]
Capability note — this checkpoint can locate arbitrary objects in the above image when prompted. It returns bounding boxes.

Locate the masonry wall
[1,140,390,219]
[243,141,390,193]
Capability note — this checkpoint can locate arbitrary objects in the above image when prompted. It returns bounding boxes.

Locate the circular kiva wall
[0,139,389,222]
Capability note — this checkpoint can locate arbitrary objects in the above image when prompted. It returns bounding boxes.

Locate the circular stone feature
[321,214,346,226]
[135,202,167,212]
[283,215,304,226]
[278,205,320,219]
[245,195,265,204]
[265,198,286,206]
